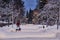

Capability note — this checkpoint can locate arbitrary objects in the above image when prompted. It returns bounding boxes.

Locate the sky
[22,0,37,11]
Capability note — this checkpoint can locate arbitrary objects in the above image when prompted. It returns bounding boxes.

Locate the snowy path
[0,38,59,40]
[0,31,56,39]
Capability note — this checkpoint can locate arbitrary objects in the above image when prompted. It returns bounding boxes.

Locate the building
[32,9,40,24]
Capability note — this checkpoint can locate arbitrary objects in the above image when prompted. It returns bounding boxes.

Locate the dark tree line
[26,9,33,24]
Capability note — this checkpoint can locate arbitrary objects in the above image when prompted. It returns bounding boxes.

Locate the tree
[25,11,29,23]
[28,8,33,24]
[36,0,48,9]
[0,0,25,26]
[13,0,25,23]
[26,11,29,18]
[2,0,10,3]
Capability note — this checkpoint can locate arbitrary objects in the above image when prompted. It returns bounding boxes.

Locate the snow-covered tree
[13,0,25,23]
[38,0,59,26]
[0,0,25,24]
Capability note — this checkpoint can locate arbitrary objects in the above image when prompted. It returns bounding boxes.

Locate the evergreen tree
[25,11,29,23]
[37,0,47,9]
[26,11,29,18]
[28,8,33,24]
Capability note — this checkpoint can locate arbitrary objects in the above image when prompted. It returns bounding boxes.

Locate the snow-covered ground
[0,21,12,23]
[0,21,8,23]
[0,24,60,39]
[0,24,58,33]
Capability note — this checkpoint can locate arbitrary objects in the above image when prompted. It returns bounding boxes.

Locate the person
[43,25,45,29]
[16,20,21,31]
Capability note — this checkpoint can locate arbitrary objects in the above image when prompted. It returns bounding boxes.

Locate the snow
[0,21,8,23]
[0,0,60,39]
[0,24,45,32]
[0,24,60,39]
